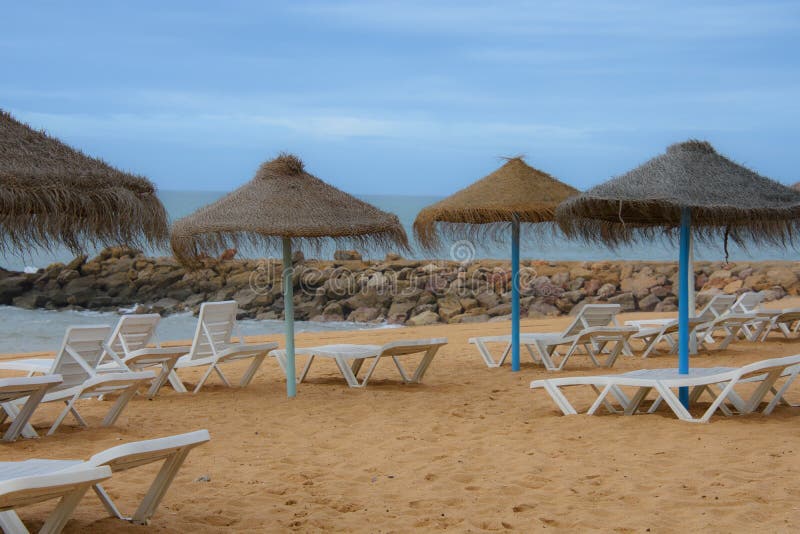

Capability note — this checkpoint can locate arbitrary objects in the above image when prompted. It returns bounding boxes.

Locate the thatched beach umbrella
[556,140,800,407]
[0,110,168,253]
[414,157,578,371]
[171,153,409,397]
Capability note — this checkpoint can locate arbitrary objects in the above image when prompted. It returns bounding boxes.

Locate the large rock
[487,303,511,316]
[766,268,798,291]
[596,283,616,299]
[347,307,381,322]
[437,296,463,322]
[334,250,363,261]
[406,310,440,326]
[386,300,416,324]
[0,276,30,304]
[637,293,660,312]
[608,292,636,312]
[475,290,500,309]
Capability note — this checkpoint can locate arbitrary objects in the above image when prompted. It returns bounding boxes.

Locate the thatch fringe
[0,110,169,253]
[170,153,410,266]
[555,140,800,250]
[413,157,578,251]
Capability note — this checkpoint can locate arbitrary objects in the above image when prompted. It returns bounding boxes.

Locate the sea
[0,191,796,354]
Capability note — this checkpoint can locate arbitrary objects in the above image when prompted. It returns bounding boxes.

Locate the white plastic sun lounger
[170,301,277,394]
[0,376,62,442]
[96,314,186,398]
[629,317,708,358]
[2,326,154,435]
[625,293,737,330]
[470,304,634,370]
[694,313,757,351]
[531,355,800,423]
[270,338,447,388]
[757,307,800,341]
[0,430,209,530]
[0,465,112,534]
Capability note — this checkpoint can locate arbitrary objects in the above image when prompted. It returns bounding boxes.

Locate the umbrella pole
[688,234,697,354]
[678,208,691,408]
[282,237,297,398]
[511,215,521,372]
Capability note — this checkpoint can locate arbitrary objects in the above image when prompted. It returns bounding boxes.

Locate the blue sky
[2,0,799,195]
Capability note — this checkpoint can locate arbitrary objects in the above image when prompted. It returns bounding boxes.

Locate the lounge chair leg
[409,346,440,383]
[103,385,139,426]
[0,511,28,534]
[213,365,232,388]
[167,370,188,393]
[541,383,577,415]
[93,484,126,520]
[40,483,94,534]
[147,361,178,399]
[239,354,266,387]
[654,384,696,422]
[333,357,362,387]
[625,387,652,415]
[764,374,798,414]
[472,339,504,368]
[48,396,81,435]
[3,386,47,442]
[131,449,192,525]
[193,365,218,394]
[358,357,381,387]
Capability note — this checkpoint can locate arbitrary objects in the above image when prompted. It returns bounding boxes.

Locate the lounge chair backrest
[50,326,112,391]
[188,301,238,361]
[736,354,800,380]
[696,294,736,322]
[108,314,161,356]
[776,308,800,322]
[87,429,211,471]
[562,304,621,337]
[379,338,447,357]
[731,292,764,313]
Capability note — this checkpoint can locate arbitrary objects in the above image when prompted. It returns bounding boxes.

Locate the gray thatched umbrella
[414,157,578,371]
[0,110,168,253]
[556,140,800,407]
[171,153,409,397]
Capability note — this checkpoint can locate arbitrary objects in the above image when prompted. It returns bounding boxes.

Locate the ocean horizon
[2,190,798,273]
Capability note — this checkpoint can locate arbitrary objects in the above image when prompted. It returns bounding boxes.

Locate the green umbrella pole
[282,237,296,398]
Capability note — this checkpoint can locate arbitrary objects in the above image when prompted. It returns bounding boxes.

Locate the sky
[2,0,799,195]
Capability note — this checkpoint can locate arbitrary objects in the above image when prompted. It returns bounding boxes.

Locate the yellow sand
[2,299,800,532]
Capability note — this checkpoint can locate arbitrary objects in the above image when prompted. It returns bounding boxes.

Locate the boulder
[347,307,381,323]
[596,283,616,299]
[475,290,500,309]
[608,292,636,312]
[0,276,30,304]
[460,298,478,311]
[386,300,416,324]
[406,310,440,326]
[334,250,363,261]
[437,297,463,322]
[487,303,511,316]
[637,293,660,312]
[765,268,798,291]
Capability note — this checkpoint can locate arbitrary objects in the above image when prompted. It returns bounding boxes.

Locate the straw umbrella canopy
[0,110,168,253]
[414,157,579,371]
[171,153,409,397]
[556,140,800,407]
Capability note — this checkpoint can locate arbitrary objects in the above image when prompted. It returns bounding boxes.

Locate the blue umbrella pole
[282,237,297,398]
[678,208,691,407]
[511,216,521,372]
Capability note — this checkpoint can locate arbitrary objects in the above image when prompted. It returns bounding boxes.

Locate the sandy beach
[2,300,800,533]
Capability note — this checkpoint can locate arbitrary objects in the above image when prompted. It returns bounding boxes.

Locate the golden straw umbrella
[414,157,578,371]
[556,140,800,408]
[0,110,168,253]
[171,153,409,397]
